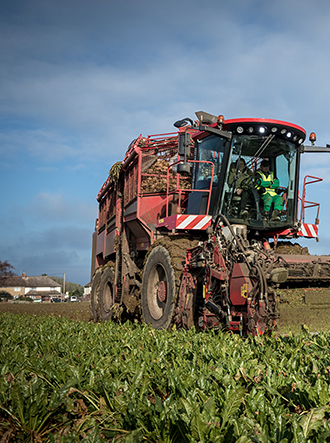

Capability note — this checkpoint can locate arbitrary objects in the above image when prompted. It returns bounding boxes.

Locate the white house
[0,273,62,302]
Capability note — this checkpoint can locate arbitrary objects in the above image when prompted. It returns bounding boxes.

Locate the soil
[0,301,93,322]
[275,241,310,255]
[2,289,330,335]
[277,286,330,334]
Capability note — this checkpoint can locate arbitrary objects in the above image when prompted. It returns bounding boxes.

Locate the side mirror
[177,163,191,173]
[178,132,190,156]
[174,118,194,128]
[177,131,191,173]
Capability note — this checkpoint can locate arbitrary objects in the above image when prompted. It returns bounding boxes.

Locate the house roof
[26,290,61,297]
[0,275,61,288]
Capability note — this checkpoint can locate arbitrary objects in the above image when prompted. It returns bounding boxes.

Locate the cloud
[2,0,330,165]
[0,224,92,284]
[301,154,330,185]
[31,226,92,251]
[8,249,88,283]
[24,192,96,225]
[0,129,79,163]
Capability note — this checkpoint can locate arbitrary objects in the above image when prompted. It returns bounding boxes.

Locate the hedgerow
[1,312,330,442]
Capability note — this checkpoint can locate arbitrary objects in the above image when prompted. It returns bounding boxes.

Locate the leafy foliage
[0,290,12,301]
[47,276,84,296]
[0,260,14,277]
[1,313,330,442]
[0,260,14,290]
[17,295,33,302]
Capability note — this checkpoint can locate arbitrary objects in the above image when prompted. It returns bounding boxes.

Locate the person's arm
[256,173,271,188]
[254,172,266,193]
[237,172,252,190]
[270,177,279,189]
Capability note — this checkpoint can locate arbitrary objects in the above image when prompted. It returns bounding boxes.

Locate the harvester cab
[177,111,330,242]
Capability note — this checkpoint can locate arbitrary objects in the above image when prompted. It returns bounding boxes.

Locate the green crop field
[1,305,330,442]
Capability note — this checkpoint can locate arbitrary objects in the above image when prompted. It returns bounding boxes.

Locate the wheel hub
[157,281,167,303]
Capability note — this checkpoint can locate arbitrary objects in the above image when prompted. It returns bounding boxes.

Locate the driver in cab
[228,158,253,218]
[255,160,283,221]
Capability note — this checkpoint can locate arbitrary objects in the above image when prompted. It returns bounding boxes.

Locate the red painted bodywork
[229,263,252,306]
[224,118,306,136]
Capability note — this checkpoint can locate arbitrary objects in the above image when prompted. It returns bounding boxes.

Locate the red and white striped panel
[297,223,318,238]
[176,215,212,230]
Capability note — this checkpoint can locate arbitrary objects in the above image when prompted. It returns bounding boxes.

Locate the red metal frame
[299,175,322,223]
[165,159,214,217]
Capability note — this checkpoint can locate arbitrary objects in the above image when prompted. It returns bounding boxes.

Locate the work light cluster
[235,124,304,144]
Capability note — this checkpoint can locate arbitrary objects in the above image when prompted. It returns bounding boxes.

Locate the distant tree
[0,260,14,277]
[0,290,13,301]
[68,288,83,298]
[50,276,84,295]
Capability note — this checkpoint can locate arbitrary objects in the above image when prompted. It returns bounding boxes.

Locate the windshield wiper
[227,142,243,215]
[244,134,275,172]
[254,134,275,158]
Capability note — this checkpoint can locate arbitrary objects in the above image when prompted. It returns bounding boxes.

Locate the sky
[1,0,330,286]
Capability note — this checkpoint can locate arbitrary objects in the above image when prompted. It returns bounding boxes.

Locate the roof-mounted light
[286,132,292,138]
[259,126,266,134]
[217,114,225,129]
[247,126,254,133]
[217,115,225,125]
[236,126,244,134]
[309,132,316,146]
[280,128,287,135]
[271,127,278,133]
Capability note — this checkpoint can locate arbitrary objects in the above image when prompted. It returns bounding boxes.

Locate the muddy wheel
[90,268,102,322]
[99,266,114,321]
[141,245,176,329]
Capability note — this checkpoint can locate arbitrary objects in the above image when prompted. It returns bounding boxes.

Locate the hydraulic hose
[214,213,251,270]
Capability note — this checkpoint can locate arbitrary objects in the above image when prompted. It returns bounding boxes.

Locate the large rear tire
[98,266,114,321]
[90,268,102,322]
[141,245,176,329]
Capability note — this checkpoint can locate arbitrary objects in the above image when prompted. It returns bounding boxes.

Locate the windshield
[221,134,298,227]
[193,135,227,184]
[187,134,228,215]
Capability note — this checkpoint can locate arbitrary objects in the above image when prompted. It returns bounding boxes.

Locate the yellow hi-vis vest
[256,171,277,196]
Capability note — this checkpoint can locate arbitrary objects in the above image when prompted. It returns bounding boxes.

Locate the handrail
[299,175,323,223]
[166,159,215,217]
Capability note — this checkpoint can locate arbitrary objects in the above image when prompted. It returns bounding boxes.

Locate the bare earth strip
[2,290,330,334]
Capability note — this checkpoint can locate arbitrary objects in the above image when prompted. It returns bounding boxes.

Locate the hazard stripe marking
[176,215,212,230]
[298,223,318,238]
[193,217,212,230]
[176,215,196,229]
